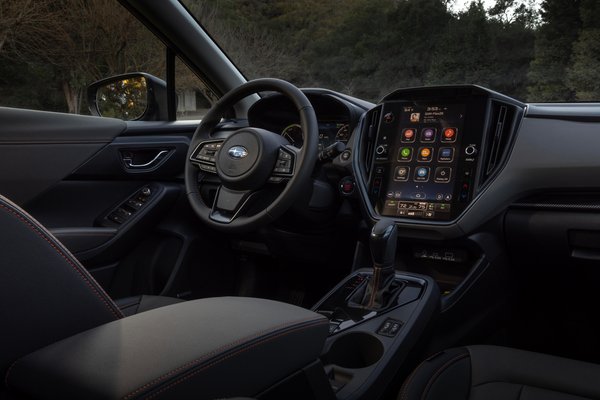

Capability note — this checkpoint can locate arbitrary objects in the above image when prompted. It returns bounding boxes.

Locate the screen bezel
[368,97,488,221]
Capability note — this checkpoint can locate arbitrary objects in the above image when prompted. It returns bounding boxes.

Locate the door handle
[122,149,170,170]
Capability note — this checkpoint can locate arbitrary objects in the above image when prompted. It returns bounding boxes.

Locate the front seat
[0,194,182,375]
[400,345,600,400]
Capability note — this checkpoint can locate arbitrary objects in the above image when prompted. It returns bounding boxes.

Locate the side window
[0,1,212,120]
[175,57,215,120]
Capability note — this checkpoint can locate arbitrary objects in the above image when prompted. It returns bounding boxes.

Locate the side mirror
[87,73,168,121]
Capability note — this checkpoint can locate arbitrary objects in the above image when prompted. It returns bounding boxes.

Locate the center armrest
[6,297,329,400]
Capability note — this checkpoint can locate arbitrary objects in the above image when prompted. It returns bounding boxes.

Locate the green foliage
[565,0,600,100]
[527,0,582,101]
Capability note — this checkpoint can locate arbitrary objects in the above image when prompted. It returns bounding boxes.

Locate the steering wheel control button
[190,140,224,174]
[272,148,295,177]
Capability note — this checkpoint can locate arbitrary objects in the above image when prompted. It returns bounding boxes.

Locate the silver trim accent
[123,150,169,169]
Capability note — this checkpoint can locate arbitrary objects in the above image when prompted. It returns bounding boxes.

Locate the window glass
[182,0,599,102]
[175,57,214,120]
[0,0,165,114]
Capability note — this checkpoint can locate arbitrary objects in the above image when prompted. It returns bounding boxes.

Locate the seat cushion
[115,295,185,316]
[400,345,600,400]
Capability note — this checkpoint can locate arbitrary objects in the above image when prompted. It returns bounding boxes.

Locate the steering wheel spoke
[209,186,257,224]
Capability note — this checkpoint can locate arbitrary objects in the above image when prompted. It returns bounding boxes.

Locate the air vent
[481,101,517,185]
[362,106,381,174]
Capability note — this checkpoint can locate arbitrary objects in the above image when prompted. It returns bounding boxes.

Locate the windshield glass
[182,0,599,103]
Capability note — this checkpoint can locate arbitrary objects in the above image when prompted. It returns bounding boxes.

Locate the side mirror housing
[87,73,168,121]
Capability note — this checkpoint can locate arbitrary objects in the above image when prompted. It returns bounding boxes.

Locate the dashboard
[239,85,600,241]
[247,91,364,152]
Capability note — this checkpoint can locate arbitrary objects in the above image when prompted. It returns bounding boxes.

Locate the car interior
[2,0,600,399]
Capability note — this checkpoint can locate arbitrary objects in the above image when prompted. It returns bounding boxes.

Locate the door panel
[1,106,207,300]
[0,107,126,204]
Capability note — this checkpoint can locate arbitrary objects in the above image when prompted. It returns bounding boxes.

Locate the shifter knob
[370,218,398,269]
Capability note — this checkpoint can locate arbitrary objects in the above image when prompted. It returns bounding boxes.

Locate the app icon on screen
[421,128,436,142]
[384,113,394,123]
[418,147,433,162]
[442,127,457,142]
[438,147,454,162]
[434,167,452,183]
[414,167,430,182]
[402,128,416,142]
[394,166,410,182]
[398,147,413,161]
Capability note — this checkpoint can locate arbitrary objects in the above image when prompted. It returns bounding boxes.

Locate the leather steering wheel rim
[185,78,318,232]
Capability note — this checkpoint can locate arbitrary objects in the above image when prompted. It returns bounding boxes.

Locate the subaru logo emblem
[228,146,248,159]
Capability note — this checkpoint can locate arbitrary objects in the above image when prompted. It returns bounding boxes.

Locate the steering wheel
[185,78,318,232]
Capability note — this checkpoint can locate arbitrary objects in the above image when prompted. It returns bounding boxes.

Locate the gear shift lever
[348,218,399,309]
[370,218,398,270]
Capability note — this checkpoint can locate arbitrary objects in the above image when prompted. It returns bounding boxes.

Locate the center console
[313,219,440,399]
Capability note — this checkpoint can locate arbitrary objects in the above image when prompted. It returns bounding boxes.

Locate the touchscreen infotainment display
[373,102,466,220]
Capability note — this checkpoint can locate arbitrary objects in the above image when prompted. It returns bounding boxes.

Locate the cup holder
[324,332,384,369]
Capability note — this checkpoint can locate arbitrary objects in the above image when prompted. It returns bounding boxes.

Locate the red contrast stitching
[122,317,327,400]
[0,201,122,319]
[420,353,469,400]
[4,360,18,389]
[141,320,328,400]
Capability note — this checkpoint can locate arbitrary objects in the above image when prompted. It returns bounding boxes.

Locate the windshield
[182,0,598,103]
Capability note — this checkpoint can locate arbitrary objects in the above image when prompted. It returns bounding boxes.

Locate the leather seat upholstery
[400,345,600,400]
[0,194,181,378]
[115,295,185,316]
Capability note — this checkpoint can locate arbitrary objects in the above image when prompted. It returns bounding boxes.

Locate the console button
[339,178,355,195]
[378,318,403,337]
[376,145,388,156]
[434,203,451,213]
[465,145,478,156]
